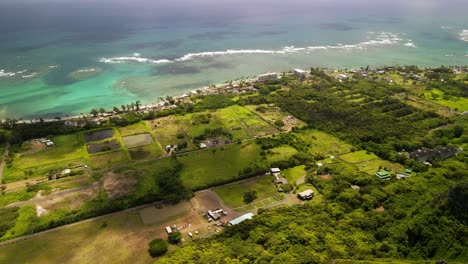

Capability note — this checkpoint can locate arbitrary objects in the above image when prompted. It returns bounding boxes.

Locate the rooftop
[229,213,254,226]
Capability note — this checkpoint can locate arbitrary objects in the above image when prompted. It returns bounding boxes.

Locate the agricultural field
[295,130,353,156]
[178,142,263,190]
[122,133,154,148]
[83,129,114,142]
[229,105,278,137]
[89,150,131,170]
[128,144,163,160]
[3,134,87,182]
[213,175,278,208]
[118,122,149,137]
[338,150,404,175]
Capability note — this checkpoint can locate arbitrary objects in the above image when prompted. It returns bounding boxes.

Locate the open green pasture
[266,145,298,163]
[128,144,163,160]
[178,143,263,190]
[295,130,353,156]
[339,150,378,164]
[118,121,150,137]
[214,175,278,208]
[147,116,195,150]
[229,105,278,137]
[89,150,130,170]
[424,88,468,111]
[355,159,404,175]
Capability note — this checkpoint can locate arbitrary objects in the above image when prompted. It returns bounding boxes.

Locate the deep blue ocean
[0,0,467,119]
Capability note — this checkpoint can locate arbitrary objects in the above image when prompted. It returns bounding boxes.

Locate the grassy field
[266,145,298,163]
[423,88,468,111]
[213,175,278,208]
[0,211,157,264]
[118,122,150,137]
[229,105,278,137]
[4,134,87,182]
[295,130,353,156]
[128,144,164,160]
[89,150,131,170]
[147,116,195,150]
[178,143,263,190]
[356,159,404,175]
[339,150,379,164]
[282,165,306,184]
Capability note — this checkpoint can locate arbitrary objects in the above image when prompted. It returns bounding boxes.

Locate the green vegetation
[0,66,467,263]
[148,239,168,257]
[168,231,182,244]
[214,175,278,208]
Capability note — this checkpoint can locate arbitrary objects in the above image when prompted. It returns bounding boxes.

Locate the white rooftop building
[257,72,278,81]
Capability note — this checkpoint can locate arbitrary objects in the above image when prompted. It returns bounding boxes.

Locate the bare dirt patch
[21,141,46,156]
[87,140,120,154]
[39,183,100,211]
[84,129,114,142]
[122,133,153,148]
[101,170,141,199]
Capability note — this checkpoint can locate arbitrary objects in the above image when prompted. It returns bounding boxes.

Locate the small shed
[165,226,172,234]
[297,189,314,200]
[274,177,288,185]
[45,141,54,147]
[199,143,207,149]
[375,170,391,180]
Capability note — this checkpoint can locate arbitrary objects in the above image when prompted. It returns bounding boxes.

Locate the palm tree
[135,100,141,111]
[121,105,126,112]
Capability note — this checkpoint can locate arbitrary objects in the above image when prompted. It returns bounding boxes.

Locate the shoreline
[1,65,467,122]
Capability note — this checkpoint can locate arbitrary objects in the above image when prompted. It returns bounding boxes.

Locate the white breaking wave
[0,69,17,77]
[459,30,468,42]
[100,32,411,64]
[404,42,416,48]
[22,73,37,78]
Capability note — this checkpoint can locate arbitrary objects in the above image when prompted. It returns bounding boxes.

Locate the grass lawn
[339,150,378,164]
[213,175,278,208]
[0,211,156,264]
[118,122,150,137]
[178,143,262,190]
[89,150,131,170]
[295,130,353,156]
[283,165,306,184]
[266,145,298,163]
[295,183,323,204]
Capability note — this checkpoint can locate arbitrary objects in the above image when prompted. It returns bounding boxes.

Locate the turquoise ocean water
[0,0,467,119]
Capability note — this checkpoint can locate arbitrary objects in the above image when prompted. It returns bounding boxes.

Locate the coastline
[2,65,468,123]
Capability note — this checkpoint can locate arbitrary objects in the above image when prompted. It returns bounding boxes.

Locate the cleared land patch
[122,133,154,148]
[128,144,163,160]
[295,130,353,156]
[283,165,306,184]
[89,150,130,170]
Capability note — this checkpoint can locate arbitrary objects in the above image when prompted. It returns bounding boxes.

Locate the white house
[297,189,314,200]
[257,72,278,81]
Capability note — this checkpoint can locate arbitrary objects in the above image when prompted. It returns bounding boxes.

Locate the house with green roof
[375,170,391,180]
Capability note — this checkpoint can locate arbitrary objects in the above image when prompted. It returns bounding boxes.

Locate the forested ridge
[158,68,468,263]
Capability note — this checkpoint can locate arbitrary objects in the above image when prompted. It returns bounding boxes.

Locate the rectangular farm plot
[89,150,130,169]
[128,144,163,160]
[87,139,121,154]
[122,133,154,148]
[295,130,353,156]
[84,129,114,142]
